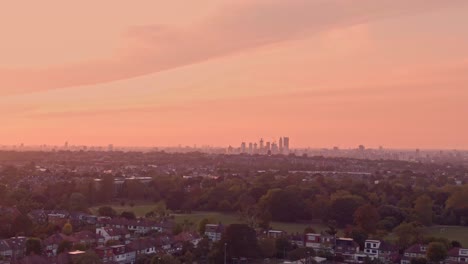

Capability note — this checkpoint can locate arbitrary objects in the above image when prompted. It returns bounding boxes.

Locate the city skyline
[1,1,468,149]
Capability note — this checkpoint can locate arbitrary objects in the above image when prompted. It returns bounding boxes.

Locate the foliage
[258,238,277,258]
[25,237,42,255]
[354,204,380,234]
[62,221,73,235]
[120,211,136,220]
[73,250,103,264]
[393,222,423,249]
[426,242,448,262]
[414,195,434,226]
[98,206,117,217]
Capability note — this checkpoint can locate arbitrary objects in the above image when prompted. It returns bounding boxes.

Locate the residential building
[205,224,224,242]
[401,244,428,264]
[446,247,468,263]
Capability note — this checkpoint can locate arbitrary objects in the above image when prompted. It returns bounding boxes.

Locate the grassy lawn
[173,211,327,234]
[90,203,325,234]
[422,225,468,246]
[90,202,157,217]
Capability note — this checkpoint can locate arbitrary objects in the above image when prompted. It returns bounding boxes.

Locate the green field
[89,203,325,234]
[90,202,157,217]
[422,226,468,246]
[89,204,468,244]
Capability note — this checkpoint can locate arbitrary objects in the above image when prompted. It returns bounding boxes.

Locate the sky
[1,0,468,149]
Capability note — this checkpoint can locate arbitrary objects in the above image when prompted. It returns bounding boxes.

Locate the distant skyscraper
[253,143,258,153]
[279,137,283,153]
[64,141,68,149]
[260,138,264,150]
[241,142,246,153]
[266,141,271,151]
[283,137,290,152]
[248,143,253,154]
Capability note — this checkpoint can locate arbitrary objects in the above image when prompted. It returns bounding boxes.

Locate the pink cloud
[0,0,465,94]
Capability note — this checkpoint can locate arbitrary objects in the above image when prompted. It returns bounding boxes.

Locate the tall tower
[259,138,264,151]
[279,137,283,153]
[241,142,246,153]
[283,137,290,153]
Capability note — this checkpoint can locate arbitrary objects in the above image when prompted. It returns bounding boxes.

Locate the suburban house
[401,244,428,264]
[364,239,399,263]
[289,234,305,248]
[95,246,115,263]
[128,238,157,256]
[0,240,12,261]
[304,233,334,251]
[205,224,224,242]
[0,237,27,263]
[267,230,285,239]
[96,227,131,244]
[335,238,364,263]
[43,233,77,257]
[446,247,468,263]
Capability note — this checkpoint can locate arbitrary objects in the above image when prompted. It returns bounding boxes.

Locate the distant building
[401,244,428,264]
[241,142,246,153]
[283,137,290,152]
[446,247,468,263]
[205,224,224,242]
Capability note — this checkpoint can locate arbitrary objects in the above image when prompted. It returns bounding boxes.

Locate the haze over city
[1,0,468,149]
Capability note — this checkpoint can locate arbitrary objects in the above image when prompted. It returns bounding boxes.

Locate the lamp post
[224,242,227,264]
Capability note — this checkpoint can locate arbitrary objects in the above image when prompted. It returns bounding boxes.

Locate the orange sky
[1,0,468,149]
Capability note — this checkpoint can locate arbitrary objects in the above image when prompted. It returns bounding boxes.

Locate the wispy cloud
[0,0,465,94]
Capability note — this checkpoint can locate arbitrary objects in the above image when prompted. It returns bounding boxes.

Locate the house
[267,230,285,239]
[289,234,305,248]
[364,239,399,263]
[446,247,468,263]
[48,212,69,226]
[4,237,27,262]
[0,240,12,261]
[28,210,48,225]
[128,238,157,256]
[401,244,428,264]
[335,238,363,263]
[205,224,224,242]
[96,227,131,245]
[304,233,334,251]
[95,246,114,263]
[110,245,128,263]
[43,233,77,257]
[72,230,99,247]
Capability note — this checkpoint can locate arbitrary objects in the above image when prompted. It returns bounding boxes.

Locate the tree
[120,211,136,220]
[12,214,33,236]
[62,221,73,235]
[414,195,434,226]
[393,222,422,249]
[354,204,380,234]
[69,192,87,211]
[156,254,181,264]
[198,218,211,235]
[258,238,277,258]
[98,206,117,217]
[25,238,42,255]
[220,224,259,259]
[74,250,102,264]
[426,242,447,263]
[275,237,294,259]
[99,175,115,202]
[329,195,363,227]
[57,240,73,254]
[410,258,427,264]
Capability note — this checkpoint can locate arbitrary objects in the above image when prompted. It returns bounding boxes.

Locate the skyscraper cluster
[228,137,290,155]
